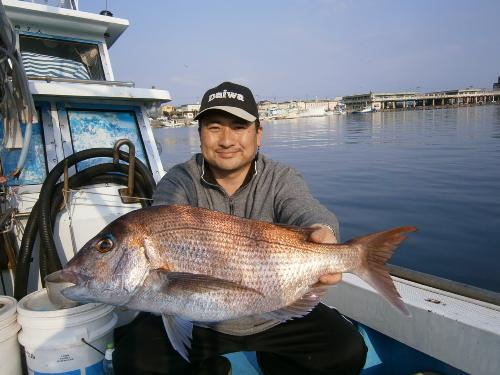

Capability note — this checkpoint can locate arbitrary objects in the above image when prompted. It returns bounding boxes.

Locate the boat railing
[27,75,135,87]
[388,263,500,307]
[20,0,78,10]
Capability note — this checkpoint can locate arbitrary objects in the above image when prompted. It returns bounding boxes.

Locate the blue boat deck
[224,323,467,375]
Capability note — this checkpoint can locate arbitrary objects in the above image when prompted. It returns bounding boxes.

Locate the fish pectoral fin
[152,270,263,297]
[262,285,329,322]
[162,314,193,362]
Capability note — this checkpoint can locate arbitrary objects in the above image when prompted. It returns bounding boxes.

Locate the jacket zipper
[200,176,234,214]
[200,157,258,216]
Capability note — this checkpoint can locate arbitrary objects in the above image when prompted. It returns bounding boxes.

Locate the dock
[343,89,500,113]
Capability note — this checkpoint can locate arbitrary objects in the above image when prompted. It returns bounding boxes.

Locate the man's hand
[309,224,342,286]
[309,225,337,244]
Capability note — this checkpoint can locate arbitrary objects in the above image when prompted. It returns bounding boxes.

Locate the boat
[0,1,498,375]
[264,106,289,120]
[325,103,346,115]
[352,105,375,114]
[284,106,327,119]
[150,116,181,128]
[264,103,328,120]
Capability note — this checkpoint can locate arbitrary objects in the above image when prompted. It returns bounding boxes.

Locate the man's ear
[256,125,263,147]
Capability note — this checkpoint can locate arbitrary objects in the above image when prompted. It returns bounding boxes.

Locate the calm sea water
[153,105,500,293]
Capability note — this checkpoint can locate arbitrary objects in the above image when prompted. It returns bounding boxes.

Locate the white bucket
[0,295,22,375]
[17,289,117,375]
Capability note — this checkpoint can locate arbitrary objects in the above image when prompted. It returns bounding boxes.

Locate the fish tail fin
[349,226,417,316]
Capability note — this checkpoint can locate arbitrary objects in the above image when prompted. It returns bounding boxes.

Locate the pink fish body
[61,204,416,360]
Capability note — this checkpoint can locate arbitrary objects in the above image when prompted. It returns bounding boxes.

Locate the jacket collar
[199,153,259,192]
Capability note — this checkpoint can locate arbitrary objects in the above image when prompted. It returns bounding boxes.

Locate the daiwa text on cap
[194,81,259,122]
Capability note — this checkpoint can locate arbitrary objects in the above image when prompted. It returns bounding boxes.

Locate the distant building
[343,88,498,111]
[175,104,201,120]
[161,104,175,116]
[342,92,417,112]
[494,76,500,90]
[428,88,483,95]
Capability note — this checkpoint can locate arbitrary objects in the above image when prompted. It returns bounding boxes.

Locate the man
[113,82,367,374]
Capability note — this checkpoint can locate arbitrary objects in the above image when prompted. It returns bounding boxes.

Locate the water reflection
[263,116,343,149]
[154,126,200,169]
[492,105,500,139]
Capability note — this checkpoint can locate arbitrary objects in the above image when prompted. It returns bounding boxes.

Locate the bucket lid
[0,297,20,342]
[0,296,18,330]
[17,289,114,328]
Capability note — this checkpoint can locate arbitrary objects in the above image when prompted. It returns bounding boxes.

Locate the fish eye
[96,237,114,253]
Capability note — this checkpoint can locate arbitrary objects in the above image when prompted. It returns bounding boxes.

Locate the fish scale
[155,226,329,299]
[157,207,353,301]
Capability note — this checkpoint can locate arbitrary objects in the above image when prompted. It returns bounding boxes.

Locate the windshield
[19,35,105,81]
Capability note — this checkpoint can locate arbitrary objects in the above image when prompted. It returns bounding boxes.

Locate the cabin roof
[3,0,128,47]
[29,80,171,103]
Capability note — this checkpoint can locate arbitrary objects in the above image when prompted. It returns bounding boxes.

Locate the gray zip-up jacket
[152,153,339,335]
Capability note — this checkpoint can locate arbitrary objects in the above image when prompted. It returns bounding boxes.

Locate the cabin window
[19,35,105,81]
[66,110,149,171]
[0,110,48,185]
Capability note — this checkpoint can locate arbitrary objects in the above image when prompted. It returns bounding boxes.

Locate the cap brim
[194,106,257,122]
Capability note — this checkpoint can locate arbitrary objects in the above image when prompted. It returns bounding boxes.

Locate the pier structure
[343,88,500,113]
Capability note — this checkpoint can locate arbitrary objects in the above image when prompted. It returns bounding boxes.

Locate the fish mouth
[59,270,96,303]
[59,269,90,285]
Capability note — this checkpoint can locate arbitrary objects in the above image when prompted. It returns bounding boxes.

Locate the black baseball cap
[194,82,259,122]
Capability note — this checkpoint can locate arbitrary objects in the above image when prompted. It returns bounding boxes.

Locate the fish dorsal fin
[162,314,193,362]
[263,285,329,322]
[152,270,263,297]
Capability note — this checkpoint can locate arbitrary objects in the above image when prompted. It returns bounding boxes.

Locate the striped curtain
[21,51,91,80]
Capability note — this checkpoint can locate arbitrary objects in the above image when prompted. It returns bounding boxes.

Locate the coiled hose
[14,148,156,300]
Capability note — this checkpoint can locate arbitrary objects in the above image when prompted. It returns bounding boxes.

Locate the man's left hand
[309,224,342,286]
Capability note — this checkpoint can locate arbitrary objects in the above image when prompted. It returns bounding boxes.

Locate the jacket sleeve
[274,166,340,240]
[152,166,195,206]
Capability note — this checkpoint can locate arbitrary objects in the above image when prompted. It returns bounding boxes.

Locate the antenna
[99,0,113,17]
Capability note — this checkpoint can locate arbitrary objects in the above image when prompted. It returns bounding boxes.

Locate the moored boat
[352,105,375,114]
[326,102,346,115]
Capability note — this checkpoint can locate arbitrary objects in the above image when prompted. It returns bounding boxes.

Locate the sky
[81,0,500,105]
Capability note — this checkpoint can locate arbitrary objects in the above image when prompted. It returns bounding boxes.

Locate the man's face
[199,111,262,176]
